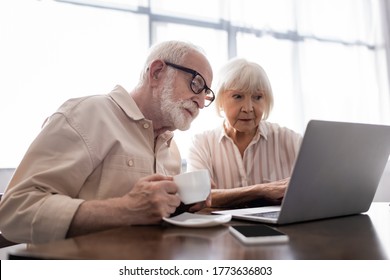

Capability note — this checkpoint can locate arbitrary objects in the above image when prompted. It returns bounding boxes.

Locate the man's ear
[148,60,165,85]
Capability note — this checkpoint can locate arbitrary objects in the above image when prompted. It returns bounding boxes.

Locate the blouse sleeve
[186,132,214,176]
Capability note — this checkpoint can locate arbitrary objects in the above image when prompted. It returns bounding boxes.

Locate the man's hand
[67,174,181,238]
[188,192,212,212]
[124,174,181,224]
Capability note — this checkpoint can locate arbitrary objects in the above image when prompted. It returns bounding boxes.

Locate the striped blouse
[186,121,302,189]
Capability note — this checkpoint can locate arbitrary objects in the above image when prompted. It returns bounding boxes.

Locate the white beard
[160,77,199,131]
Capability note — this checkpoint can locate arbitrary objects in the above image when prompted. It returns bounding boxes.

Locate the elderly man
[0,41,214,244]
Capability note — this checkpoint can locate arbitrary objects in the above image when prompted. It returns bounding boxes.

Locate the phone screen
[229,225,289,244]
[232,225,286,237]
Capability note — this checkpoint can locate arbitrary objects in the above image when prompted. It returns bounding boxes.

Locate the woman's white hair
[215,58,274,120]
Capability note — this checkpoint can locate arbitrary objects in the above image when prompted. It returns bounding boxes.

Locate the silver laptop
[213,120,390,224]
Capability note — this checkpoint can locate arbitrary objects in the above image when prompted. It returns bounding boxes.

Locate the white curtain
[1,0,389,167]
[0,0,149,167]
[228,0,390,132]
[380,0,390,94]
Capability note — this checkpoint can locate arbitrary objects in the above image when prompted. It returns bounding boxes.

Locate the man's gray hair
[138,41,205,84]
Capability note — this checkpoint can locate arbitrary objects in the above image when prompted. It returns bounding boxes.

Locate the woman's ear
[148,60,165,85]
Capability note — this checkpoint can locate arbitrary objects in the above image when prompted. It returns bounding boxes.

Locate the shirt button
[128,160,134,167]
[143,123,150,129]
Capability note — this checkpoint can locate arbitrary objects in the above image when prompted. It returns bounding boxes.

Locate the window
[0,0,148,166]
[0,0,389,167]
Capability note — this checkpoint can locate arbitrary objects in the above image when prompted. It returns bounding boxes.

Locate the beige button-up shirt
[0,85,181,243]
[187,121,302,189]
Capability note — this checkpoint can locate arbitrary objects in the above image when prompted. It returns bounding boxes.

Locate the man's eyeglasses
[164,61,215,107]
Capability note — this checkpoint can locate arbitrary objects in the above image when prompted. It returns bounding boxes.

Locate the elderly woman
[187,58,302,208]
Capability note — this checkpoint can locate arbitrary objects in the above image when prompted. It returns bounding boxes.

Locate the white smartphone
[229,225,289,245]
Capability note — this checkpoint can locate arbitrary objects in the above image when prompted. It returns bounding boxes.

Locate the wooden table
[8,202,390,260]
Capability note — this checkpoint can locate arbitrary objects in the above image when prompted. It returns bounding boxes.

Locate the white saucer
[163,212,232,228]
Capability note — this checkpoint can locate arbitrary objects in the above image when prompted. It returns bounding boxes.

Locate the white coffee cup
[173,169,211,205]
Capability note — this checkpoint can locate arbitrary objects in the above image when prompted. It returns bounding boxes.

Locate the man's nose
[196,91,206,109]
[194,92,206,109]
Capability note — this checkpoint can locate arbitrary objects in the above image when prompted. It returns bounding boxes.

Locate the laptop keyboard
[245,211,280,219]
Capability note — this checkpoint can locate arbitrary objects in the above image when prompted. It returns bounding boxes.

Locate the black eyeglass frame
[164,61,215,107]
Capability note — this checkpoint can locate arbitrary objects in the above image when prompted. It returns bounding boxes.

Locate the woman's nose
[241,100,253,112]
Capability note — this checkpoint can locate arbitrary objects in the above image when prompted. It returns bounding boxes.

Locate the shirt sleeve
[0,113,93,243]
[186,132,214,174]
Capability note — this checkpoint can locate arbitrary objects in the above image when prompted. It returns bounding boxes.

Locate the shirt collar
[109,85,174,146]
[109,85,144,121]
